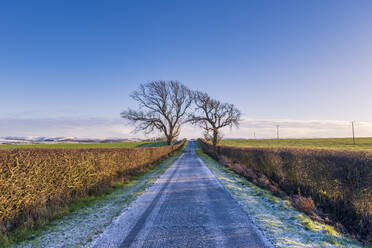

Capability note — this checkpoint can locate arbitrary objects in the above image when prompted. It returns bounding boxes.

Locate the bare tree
[121,81,192,145]
[189,91,241,152]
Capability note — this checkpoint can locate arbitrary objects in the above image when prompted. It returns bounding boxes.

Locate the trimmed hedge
[199,139,371,241]
[0,140,185,234]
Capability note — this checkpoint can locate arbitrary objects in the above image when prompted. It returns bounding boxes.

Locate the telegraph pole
[276,125,280,140]
[254,132,256,139]
[352,121,356,145]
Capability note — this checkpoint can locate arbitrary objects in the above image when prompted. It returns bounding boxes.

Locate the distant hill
[0,136,142,144]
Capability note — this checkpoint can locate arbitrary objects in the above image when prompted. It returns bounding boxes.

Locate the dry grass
[291,195,317,217]
[0,141,185,238]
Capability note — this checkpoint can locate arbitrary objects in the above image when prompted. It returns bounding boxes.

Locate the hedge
[0,140,185,234]
[199,139,371,241]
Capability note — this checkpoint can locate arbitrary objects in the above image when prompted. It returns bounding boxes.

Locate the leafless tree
[121,81,192,145]
[189,91,241,152]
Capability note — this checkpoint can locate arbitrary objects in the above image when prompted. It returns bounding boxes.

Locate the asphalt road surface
[88,141,272,248]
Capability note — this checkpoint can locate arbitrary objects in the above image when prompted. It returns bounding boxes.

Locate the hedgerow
[0,140,185,237]
[199,139,371,242]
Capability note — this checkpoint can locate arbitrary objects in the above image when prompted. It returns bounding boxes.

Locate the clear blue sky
[1,0,372,138]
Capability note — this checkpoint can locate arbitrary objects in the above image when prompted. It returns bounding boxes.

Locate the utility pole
[276,125,280,140]
[352,121,356,145]
[254,132,256,139]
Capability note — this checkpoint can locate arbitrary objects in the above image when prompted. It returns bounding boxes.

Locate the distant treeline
[199,139,371,242]
[0,140,185,242]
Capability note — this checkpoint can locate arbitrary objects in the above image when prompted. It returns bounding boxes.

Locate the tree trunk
[166,135,173,145]
[212,129,219,155]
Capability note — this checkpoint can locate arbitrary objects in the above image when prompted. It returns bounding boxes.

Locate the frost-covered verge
[12,151,183,248]
[196,148,367,248]
[198,139,371,242]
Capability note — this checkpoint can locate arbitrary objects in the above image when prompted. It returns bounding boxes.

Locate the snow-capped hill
[0,136,139,144]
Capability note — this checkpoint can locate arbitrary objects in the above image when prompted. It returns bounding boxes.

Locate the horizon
[2,117,372,140]
[1,0,372,139]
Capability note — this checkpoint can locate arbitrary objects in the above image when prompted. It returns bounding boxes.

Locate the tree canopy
[121,81,192,145]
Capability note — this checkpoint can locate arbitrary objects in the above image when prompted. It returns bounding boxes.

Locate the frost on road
[86,141,271,248]
[196,148,364,248]
[13,152,182,248]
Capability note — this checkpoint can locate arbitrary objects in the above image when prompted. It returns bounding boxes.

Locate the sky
[1,0,372,139]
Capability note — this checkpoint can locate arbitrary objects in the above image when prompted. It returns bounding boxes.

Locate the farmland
[220,137,372,151]
[0,141,167,149]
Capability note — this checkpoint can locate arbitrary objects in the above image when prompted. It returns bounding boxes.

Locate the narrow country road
[88,141,272,248]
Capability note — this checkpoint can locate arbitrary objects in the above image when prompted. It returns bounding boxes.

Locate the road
[88,141,272,248]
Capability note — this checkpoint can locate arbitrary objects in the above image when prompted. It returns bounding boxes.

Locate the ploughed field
[0,141,167,149]
[221,137,372,151]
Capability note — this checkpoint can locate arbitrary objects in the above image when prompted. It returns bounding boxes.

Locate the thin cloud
[0,117,134,139]
[223,118,372,139]
[0,117,371,139]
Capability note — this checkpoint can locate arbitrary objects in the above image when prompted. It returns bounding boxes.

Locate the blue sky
[1,0,372,138]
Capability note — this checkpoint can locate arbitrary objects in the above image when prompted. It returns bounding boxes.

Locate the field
[220,137,372,151]
[0,141,167,149]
